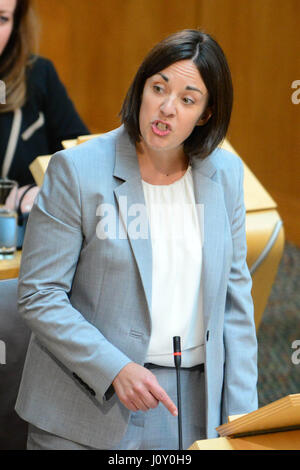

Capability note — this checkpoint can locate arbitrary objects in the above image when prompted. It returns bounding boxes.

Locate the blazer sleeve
[17,150,132,404]
[222,158,258,422]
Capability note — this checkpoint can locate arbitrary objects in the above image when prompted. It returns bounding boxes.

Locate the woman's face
[0,0,16,56]
[138,59,212,157]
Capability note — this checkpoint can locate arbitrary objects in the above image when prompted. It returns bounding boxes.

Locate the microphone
[173,336,183,450]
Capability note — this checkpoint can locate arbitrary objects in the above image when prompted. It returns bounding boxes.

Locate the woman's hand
[17,185,40,213]
[112,362,178,416]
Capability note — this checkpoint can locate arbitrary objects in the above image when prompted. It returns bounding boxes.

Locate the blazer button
[206,330,210,342]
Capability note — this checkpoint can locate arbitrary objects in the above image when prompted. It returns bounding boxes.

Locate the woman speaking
[16,29,258,450]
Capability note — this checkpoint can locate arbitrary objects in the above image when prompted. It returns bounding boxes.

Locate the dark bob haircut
[120,29,233,160]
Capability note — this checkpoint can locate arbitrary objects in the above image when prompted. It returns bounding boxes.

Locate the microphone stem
[176,366,183,450]
[173,336,183,450]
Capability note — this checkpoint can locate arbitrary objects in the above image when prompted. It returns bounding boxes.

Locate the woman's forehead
[0,0,17,14]
[151,60,207,94]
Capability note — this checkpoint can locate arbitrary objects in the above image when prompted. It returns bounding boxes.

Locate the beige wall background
[33,0,300,246]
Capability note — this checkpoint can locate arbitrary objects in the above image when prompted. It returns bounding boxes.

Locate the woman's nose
[160,96,176,116]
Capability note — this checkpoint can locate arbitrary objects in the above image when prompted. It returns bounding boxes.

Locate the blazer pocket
[21,112,45,141]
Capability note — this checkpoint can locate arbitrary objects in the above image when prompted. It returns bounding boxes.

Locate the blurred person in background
[0,0,89,245]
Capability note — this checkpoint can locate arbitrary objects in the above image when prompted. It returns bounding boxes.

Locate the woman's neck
[136,142,189,185]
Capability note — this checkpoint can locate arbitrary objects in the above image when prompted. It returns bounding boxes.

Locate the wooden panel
[216,393,300,437]
[32,0,299,245]
[196,0,300,245]
[33,0,198,133]
[0,250,21,280]
[220,140,277,211]
[268,189,300,248]
[189,430,300,450]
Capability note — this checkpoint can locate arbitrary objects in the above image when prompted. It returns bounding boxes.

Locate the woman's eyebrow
[157,72,204,95]
[186,85,204,95]
[157,72,169,82]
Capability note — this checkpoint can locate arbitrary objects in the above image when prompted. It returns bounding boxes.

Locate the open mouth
[152,120,171,136]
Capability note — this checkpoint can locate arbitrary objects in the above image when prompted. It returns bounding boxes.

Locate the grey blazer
[15,125,258,448]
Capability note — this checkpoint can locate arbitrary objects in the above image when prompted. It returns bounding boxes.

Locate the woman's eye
[153,84,164,94]
[0,16,9,24]
[182,97,195,105]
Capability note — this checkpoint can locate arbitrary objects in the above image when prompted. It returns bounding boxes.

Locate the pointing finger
[151,384,178,416]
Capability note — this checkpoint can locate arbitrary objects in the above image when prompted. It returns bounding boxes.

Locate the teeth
[157,122,168,131]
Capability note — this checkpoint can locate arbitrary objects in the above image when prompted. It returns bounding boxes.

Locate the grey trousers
[27,364,206,450]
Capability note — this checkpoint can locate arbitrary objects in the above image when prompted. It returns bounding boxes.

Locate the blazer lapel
[191,155,227,330]
[113,127,153,315]
[113,127,228,330]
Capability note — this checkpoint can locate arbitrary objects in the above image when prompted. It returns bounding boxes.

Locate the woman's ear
[197,107,213,126]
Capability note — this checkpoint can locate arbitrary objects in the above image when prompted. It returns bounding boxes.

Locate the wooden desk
[0,250,21,280]
[189,430,300,450]
[189,394,300,450]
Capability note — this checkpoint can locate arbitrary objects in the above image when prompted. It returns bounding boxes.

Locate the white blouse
[142,166,205,367]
